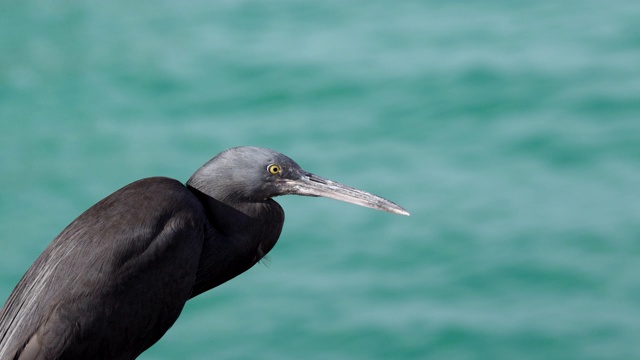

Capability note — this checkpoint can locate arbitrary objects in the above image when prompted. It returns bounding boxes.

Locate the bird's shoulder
[0,177,208,359]
[98,176,202,211]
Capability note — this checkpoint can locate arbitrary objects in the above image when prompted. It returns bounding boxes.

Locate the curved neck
[186,186,284,298]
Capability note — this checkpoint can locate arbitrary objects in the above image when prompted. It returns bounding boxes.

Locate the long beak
[283,172,410,216]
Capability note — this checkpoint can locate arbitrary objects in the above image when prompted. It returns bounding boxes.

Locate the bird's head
[187,146,409,216]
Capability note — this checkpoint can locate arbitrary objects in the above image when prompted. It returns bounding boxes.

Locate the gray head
[187,146,409,216]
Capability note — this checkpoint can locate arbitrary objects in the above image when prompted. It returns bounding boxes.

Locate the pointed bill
[283,172,410,216]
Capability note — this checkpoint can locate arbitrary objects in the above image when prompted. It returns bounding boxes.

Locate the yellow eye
[267,164,282,175]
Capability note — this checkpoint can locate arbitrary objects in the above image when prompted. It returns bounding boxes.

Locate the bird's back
[0,177,207,359]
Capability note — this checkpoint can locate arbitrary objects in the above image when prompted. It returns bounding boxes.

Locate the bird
[0,146,409,360]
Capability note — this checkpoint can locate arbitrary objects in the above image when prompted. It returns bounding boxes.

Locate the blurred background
[1,1,639,359]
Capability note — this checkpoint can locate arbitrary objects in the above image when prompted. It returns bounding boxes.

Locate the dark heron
[0,146,408,359]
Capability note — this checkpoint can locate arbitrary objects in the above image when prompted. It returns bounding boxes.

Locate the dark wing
[0,177,207,360]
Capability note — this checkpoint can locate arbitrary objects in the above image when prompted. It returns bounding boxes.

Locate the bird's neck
[186,185,279,237]
[186,185,284,298]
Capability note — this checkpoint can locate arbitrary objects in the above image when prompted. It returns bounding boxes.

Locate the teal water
[2,1,640,359]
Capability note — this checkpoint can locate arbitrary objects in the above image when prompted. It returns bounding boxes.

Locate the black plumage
[0,147,408,359]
